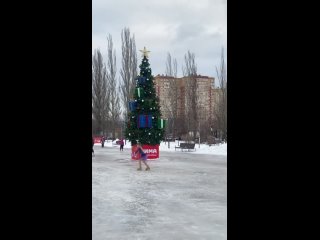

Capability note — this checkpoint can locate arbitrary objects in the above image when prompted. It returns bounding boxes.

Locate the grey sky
[93,0,227,78]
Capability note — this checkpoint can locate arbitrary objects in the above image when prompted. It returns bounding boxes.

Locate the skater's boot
[145,167,150,171]
[137,167,142,171]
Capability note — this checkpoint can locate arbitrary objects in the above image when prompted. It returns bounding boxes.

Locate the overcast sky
[93,0,227,78]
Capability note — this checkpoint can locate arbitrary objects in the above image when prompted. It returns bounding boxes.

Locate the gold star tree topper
[139,46,151,58]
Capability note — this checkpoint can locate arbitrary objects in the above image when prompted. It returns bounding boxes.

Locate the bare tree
[120,28,137,120]
[165,52,178,78]
[213,47,227,141]
[163,53,179,139]
[183,51,199,141]
[92,49,109,135]
[106,34,121,138]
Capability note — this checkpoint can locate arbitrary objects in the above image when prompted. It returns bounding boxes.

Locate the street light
[198,120,200,148]
[198,103,203,149]
[167,118,170,149]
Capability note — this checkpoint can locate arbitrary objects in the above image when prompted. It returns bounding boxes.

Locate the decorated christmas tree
[125,47,166,146]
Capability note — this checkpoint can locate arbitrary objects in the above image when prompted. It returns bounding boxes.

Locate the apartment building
[154,74,216,121]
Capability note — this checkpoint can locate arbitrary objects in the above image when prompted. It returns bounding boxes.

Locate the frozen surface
[92,145,227,240]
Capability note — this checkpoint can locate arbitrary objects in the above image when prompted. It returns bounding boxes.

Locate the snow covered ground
[92,143,227,240]
[97,139,227,156]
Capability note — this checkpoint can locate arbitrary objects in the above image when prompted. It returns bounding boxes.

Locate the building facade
[154,74,217,122]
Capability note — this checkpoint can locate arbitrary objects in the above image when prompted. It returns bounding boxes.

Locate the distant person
[134,143,150,171]
[119,138,124,151]
[101,136,105,148]
[92,137,94,156]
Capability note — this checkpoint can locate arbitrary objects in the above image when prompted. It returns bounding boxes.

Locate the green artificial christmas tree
[125,47,166,145]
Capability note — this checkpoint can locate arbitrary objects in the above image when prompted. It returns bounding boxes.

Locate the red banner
[131,144,159,160]
[94,137,102,143]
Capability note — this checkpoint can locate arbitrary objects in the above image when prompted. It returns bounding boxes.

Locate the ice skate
[137,167,142,171]
[145,167,150,171]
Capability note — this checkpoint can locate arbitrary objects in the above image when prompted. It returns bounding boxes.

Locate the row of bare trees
[92,49,108,135]
[163,48,227,143]
[162,53,179,140]
[120,28,137,120]
[183,51,199,141]
[92,28,137,137]
[162,51,199,142]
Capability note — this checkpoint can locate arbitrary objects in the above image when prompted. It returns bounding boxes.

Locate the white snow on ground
[96,139,227,156]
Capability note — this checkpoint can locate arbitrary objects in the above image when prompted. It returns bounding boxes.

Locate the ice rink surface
[92,146,227,240]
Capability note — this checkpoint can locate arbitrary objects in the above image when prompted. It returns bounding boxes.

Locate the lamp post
[198,120,200,148]
[176,128,179,146]
[198,104,202,149]
[167,118,170,149]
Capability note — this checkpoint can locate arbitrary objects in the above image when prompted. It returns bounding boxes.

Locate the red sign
[131,144,159,160]
[94,137,102,143]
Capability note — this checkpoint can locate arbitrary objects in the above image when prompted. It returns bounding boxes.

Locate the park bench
[213,138,222,145]
[175,143,196,152]
[112,140,121,146]
[208,137,223,146]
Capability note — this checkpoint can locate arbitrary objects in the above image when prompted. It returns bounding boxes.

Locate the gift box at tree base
[131,144,160,160]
